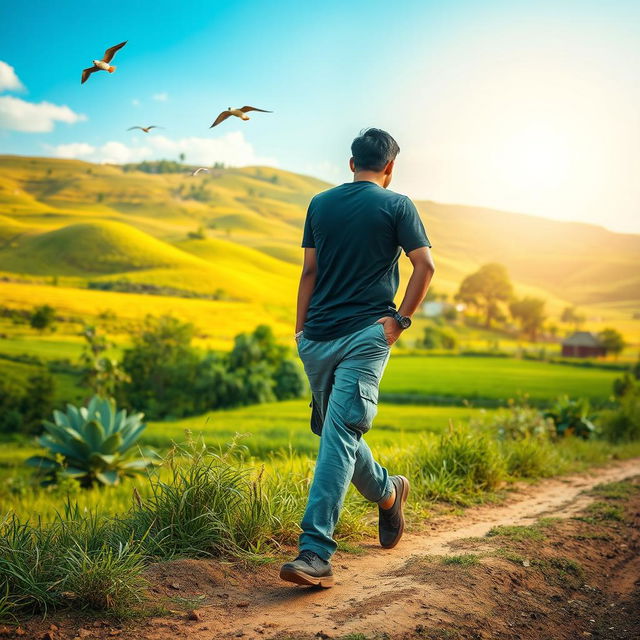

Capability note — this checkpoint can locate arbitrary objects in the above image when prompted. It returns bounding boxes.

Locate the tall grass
[2,421,640,621]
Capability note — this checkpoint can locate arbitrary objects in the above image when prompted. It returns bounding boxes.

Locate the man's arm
[398,246,435,317]
[295,248,317,334]
[379,246,435,343]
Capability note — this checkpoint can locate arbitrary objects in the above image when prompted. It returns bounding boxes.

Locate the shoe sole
[381,475,410,549]
[279,567,335,588]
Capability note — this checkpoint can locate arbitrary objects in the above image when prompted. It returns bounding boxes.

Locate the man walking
[280,128,435,587]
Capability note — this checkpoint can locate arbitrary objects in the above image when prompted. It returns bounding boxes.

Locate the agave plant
[26,395,158,487]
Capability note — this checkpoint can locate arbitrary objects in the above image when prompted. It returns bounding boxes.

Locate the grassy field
[381,355,619,405]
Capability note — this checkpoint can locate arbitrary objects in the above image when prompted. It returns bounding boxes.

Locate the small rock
[236,601,250,608]
[522,559,530,567]
[187,610,202,621]
[169,582,181,590]
[78,630,92,638]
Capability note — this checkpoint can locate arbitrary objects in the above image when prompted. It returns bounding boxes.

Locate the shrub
[30,305,56,332]
[0,371,55,435]
[419,325,458,350]
[544,396,596,439]
[486,402,556,441]
[600,388,640,443]
[26,395,158,487]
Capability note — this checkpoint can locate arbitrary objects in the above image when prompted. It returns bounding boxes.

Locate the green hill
[0,155,637,336]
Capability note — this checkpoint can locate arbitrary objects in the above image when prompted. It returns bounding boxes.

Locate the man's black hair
[351,128,400,172]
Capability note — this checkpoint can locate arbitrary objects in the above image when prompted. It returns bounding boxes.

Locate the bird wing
[239,106,272,113]
[210,111,232,128]
[102,40,127,63]
[81,66,99,84]
[127,126,143,131]
[146,126,162,130]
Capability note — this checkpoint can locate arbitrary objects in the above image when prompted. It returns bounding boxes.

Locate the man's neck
[353,171,387,188]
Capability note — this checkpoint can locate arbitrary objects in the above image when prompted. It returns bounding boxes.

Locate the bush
[486,402,556,441]
[544,396,596,439]
[419,325,458,350]
[0,371,55,435]
[30,305,56,332]
[600,388,640,443]
[119,318,305,419]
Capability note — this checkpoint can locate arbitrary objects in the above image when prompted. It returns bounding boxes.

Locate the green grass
[440,553,480,566]
[486,524,546,541]
[588,481,639,500]
[380,356,618,405]
[144,401,495,455]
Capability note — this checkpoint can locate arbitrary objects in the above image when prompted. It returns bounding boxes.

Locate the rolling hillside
[0,154,637,339]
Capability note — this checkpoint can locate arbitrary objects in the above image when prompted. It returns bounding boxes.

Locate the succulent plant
[26,395,158,487]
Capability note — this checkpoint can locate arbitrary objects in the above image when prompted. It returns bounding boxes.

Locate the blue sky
[1,0,639,232]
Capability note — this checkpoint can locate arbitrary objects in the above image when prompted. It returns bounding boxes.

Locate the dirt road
[8,458,640,640]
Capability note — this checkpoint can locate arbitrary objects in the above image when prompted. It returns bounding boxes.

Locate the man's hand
[376,316,403,345]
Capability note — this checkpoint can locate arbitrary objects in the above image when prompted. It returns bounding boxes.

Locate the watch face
[400,316,412,329]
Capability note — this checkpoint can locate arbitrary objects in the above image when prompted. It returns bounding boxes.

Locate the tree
[120,315,201,418]
[80,325,129,398]
[455,263,513,327]
[598,328,626,358]
[30,305,56,332]
[509,296,547,341]
[560,306,585,329]
[179,152,186,163]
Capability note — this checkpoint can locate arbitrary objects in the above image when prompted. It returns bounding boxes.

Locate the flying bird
[127,125,162,133]
[81,41,127,84]
[210,106,272,128]
[191,168,209,176]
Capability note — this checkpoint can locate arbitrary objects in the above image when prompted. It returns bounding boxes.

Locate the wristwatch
[390,308,412,330]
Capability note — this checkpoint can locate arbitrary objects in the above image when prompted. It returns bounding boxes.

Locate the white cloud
[131,98,140,107]
[0,95,87,132]
[152,92,168,102]
[49,142,95,158]
[44,132,278,167]
[0,61,24,92]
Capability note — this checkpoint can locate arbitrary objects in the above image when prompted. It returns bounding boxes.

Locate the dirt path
[8,458,640,640]
[144,457,640,640]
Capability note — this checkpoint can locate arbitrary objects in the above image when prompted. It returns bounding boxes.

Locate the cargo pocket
[345,378,379,435]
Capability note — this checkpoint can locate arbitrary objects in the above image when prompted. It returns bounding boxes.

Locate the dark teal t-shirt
[301,181,431,341]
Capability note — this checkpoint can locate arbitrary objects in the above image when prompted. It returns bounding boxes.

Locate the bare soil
[3,458,639,640]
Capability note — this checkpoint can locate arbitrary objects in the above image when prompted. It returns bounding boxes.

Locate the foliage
[80,325,129,398]
[560,306,585,328]
[597,327,626,356]
[120,315,203,419]
[455,263,513,327]
[26,395,158,487]
[0,371,55,435]
[509,296,546,341]
[600,386,640,443]
[544,395,596,439]
[418,325,458,350]
[0,508,147,619]
[119,317,304,419]
[30,304,56,332]
[121,159,186,174]
[411,426,505,502]
[483,401,556,441]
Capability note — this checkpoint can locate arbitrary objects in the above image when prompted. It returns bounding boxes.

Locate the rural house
[561,331,607,358]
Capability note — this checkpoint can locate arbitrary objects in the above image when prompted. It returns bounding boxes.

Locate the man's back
[301,181,430,341]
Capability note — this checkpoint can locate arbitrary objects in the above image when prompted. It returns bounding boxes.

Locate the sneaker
[279,550,335,588]
[379,475,410,549]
